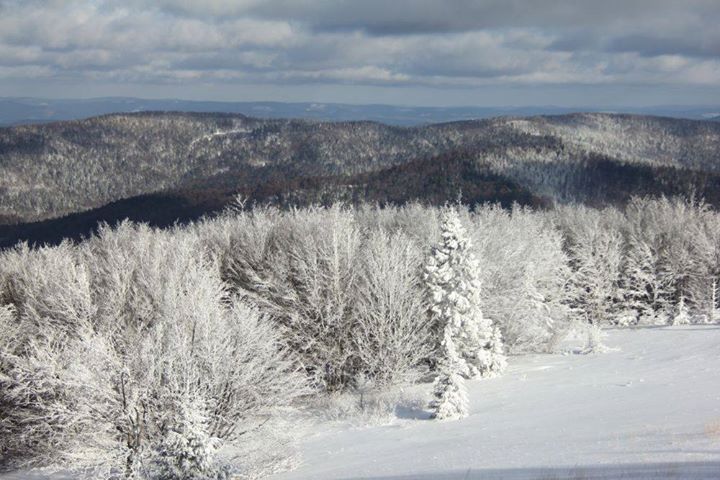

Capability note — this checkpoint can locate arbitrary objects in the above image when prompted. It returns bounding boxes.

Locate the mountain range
[3,97,720,127]
[1,111,720,247]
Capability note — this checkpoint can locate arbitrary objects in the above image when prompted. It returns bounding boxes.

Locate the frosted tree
[352,230,432,387]
[568,221,624,326]
[149,395,229,480]
[484,326,508,373]
[671,295,691,325]
[709,280,719,324]
[624,234,672,325]
[227,205,361,391]
[0,230,308,478]
[425,208,506,379]
[623,197,712,326]
[472,205,572,353]
[429,325,469,420]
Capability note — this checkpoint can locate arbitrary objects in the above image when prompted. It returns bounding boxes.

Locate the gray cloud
[0,0,718,104]
[608,34,720,59]
[144,0,716,33]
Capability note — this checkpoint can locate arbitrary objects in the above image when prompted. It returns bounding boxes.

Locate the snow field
[272,326,720,480]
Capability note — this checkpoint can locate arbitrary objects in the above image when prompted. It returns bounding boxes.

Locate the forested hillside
[2,112,720,235]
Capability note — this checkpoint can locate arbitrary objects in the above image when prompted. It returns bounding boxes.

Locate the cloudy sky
[0,0,719,106]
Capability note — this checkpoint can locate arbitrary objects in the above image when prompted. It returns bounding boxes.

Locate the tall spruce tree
[426,209,507,419]
[429,326,469,420]
[425,208,506,379]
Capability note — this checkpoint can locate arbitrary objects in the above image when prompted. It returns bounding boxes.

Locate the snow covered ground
[272,326,720,480]
[2,326,718,480]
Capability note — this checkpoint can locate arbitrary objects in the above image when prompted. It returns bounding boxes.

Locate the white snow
[2,326,719,480]
[189,128,250,148]
[271,326,720,480]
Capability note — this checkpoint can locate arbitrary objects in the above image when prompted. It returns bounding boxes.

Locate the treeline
[1,196,718,478]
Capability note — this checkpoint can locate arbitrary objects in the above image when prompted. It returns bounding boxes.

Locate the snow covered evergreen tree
[671,295,691,325]
[150,395,229,480]
[424,208,506,379]
[429,325,469,420]
[483,326,508,374]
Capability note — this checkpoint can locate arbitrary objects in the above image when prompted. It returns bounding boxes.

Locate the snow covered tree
[567,217,625,326]
[623,197,716,325]
[0,228,308,478]
[149,395,228,480]
[671,295,691,326]
[429,325,469,420]
[425,208,506,379]
[484,326,508,374]
[0,300,127,476]
[709,280,719,324]
[352,230,432,387]
[472,205,572,353]
[227,205,362,391]
[623,233,672,325]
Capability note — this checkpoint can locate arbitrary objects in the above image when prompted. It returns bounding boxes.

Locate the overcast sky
[0,0,719,106]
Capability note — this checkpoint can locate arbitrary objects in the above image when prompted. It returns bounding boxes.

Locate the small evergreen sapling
[482,326,508,376]
[671,295,691,326]
[150,395,229,480]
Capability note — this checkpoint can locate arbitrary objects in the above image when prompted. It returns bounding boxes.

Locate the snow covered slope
[273,326,720,480]
[2,327,718,480]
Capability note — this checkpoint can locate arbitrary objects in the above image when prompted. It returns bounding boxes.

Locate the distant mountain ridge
[2,97,720,127]
[2,111,720,247]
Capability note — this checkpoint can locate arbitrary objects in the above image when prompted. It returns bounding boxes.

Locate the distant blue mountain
[2,97,720,127]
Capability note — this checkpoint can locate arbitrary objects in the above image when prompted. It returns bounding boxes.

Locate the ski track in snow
[272,326,720,480]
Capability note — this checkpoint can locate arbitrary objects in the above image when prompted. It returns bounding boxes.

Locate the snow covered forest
[1,195,719,479]
[3,112,720,227]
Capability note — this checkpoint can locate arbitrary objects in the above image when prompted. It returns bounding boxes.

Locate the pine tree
[671,295,691,326]
[151,395,229,480]
[481,326,508,375]
[424,208,506,378]
[429,325,469,420]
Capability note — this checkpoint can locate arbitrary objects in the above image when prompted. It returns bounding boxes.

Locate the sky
[0,0,719,107]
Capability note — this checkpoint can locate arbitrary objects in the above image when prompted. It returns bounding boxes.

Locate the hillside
[2,112,720,245]
[271,326,720,480]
